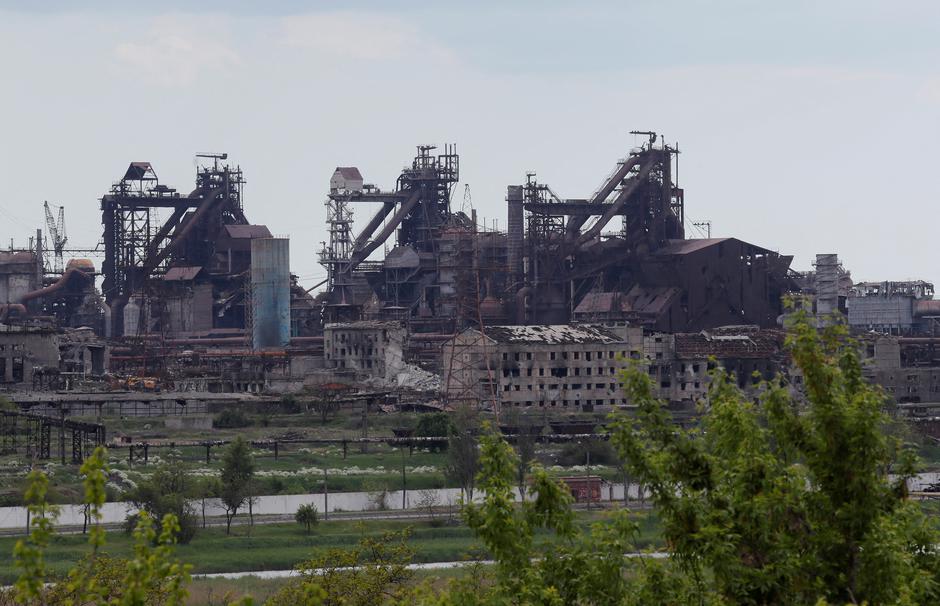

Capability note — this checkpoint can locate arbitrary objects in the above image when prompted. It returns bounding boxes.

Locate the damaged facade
[1,136,926,424]
[443,324,787,411]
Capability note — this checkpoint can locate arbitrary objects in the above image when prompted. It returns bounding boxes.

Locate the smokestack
[507,186,524,287]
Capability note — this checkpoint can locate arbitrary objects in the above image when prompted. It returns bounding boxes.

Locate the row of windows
[503,382,619,392]
[501,350,636,362]
[331,332,388,344]
[502,367,619,378]
[327,358,377,368]
[504,398,630,407]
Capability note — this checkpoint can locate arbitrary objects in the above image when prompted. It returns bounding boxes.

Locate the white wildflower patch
[253,464,439,478]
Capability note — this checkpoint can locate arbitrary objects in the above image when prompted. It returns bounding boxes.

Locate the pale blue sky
[0,1,938,287]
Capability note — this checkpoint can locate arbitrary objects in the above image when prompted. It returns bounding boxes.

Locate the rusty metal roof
[223,224,272,239]
[163,266,203,281]
[574,292,623,315]
[656,237,776,257]
[674,328,784,359]
[623,285,681,316]
[335,167,363,180]
[656,238,731,255]
[122,162,156,182]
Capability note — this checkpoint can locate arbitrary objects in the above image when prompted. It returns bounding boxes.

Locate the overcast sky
[1,1,938,289]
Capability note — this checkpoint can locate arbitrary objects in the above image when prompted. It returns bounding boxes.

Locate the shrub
[213,408,251,429]
[124,463,198,544]
[416,412,454,452]
[557,439,617,467]
[279,393,303,414]
[295,503,319,534]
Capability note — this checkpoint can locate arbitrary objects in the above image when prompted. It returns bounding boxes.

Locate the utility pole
[692,221,712,238]
[401,448,407,510]
[323,466,329,521]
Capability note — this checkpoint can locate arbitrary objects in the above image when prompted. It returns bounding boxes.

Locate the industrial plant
[2,133,938,453]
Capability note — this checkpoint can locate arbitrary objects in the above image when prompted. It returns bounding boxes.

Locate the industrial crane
[43,200,67,274]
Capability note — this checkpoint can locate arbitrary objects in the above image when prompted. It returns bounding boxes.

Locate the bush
[295,503,319,534]
[213,408,251,429]
[416,412,454,452]
[124,464,198,544]
[557,439,617,467]
[279,394,303,414]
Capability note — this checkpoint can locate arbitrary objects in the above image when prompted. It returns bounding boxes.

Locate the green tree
[266,530,415,606]
[7,447,193,605]
[416,411,454,452]
[126,462,198,543]
[432,312,940,605]
[607,311,940,604]
[446,404,480,500]
[220,437,256,534]
[295,503,319,534]
[452,426,640,605]
[502,408,538,500]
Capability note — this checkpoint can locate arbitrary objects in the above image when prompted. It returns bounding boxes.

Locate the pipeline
[515,286,533,324]
[19,268,93,304]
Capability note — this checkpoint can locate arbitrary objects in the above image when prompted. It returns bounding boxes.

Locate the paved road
[0,500,648,538]
[195,551,670,580]
[0,507,459,538]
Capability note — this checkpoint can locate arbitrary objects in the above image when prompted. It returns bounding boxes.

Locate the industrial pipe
[353,201,397,250]
[347,188,423,271]
[515,286,533,324]
[164,337,248,347]
[19,268,93,304]
[148,188,226,270]
[575,153,659,247]
[288,336,325,344]
[566,154,641,237]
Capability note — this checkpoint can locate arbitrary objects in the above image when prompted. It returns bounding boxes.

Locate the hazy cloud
[279,12,455,63]
[113,16,240,86]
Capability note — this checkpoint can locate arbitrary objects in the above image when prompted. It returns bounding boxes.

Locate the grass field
[0,510,664,586]
[0,407,631,506]
[184,564,485,605]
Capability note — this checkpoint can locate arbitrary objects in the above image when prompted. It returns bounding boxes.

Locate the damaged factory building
[0,133,935,425]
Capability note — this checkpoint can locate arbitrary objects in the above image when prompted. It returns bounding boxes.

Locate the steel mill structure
[0,134,935,424]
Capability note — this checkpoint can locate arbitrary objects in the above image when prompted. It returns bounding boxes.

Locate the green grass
[0,406,634,506]
[0,510,663,585]
[184,563,493,605]
[186,576,290,605]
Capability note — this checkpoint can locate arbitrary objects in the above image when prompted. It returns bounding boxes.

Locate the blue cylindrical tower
[251,237,290,349]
